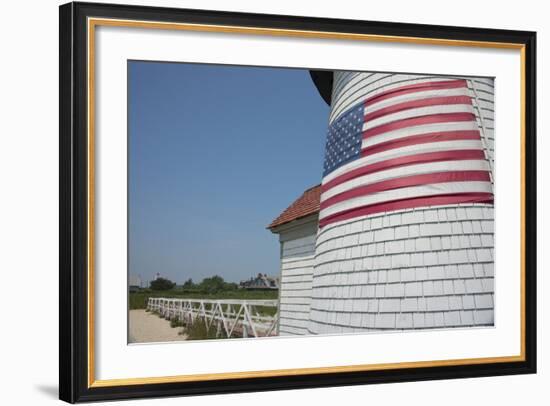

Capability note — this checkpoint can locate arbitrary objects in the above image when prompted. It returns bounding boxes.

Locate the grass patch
[185,319,220,340]
[129,289,278,310]
[170,318,184,328]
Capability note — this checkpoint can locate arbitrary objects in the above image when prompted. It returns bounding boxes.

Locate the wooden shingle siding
[468,78,495,171]
[308,72,495,334]
[309,204,495,333]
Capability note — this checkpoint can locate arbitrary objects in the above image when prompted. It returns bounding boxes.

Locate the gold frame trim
[87,17,527,388]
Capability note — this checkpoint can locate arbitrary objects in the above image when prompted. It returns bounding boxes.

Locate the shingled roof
[268,184,321,229]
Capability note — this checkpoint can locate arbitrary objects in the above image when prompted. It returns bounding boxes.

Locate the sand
[129,309,188,343]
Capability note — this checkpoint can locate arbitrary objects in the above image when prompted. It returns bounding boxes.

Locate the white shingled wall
[273,216,317,335]
[468,78,495,170]
[307,72,495,334]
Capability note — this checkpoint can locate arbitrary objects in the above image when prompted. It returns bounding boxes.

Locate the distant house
[267,185,320,336]
[239,273,279,290]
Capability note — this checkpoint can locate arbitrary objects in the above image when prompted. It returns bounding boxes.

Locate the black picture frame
[59,1,537,403]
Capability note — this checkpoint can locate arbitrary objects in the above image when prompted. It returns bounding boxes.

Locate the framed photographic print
[59,1,537,403]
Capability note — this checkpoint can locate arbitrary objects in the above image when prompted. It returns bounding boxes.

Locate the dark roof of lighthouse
[309,70,333,105]
[267,184,321,229]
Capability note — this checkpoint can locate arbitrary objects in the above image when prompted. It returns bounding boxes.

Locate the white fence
[147,297,279,338]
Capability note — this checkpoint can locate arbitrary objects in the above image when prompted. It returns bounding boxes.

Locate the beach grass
[129,289,278,311]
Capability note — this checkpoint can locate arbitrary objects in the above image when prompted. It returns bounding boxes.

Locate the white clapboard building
[270,71,495,335]
[268,185,320,335]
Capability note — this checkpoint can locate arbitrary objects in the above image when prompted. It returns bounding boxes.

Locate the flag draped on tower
[319,78,494,228]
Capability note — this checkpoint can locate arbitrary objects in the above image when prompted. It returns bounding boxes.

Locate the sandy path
[129,310,188,343]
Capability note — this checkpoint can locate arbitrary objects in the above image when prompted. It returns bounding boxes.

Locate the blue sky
[129,61,329,285]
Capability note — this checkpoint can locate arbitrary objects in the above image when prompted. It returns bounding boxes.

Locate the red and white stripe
[319,79,493,228]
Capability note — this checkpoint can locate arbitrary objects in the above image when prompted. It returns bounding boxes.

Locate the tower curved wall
[308,72,495,334]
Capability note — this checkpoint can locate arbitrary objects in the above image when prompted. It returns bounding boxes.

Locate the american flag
[319,78,494,228]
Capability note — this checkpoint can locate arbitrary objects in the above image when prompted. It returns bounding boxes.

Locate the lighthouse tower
[308,71,495,334]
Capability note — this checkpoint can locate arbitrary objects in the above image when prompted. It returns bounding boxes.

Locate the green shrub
[150,277,176,291]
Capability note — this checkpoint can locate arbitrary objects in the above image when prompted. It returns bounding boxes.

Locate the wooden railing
[147,297,279,338]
